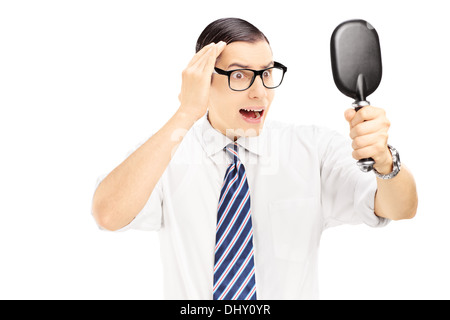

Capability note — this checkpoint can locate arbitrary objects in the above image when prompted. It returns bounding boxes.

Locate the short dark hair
[195,18,269,53]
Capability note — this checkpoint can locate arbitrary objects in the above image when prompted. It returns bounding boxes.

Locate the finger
[190,45,216,70]
[352,145,378,161]
[187,42,216,68]
[188,43,215,68]
[203,41,226,73]
[215,41,227,58]
[352,142,389,162]
[351,130,388,150]
[349,118,388,139]
[190,42,224,74]
[192,42,225,71]
[350,106,383,127]
[344,108,356,125]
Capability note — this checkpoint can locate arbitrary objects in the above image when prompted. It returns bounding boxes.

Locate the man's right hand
[177,41,227,121]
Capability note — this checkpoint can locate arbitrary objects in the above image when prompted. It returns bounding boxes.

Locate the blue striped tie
[213,142,257,300]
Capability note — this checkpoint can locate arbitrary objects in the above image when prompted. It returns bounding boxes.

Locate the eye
[231,71,246,80]
[263,70,272,78]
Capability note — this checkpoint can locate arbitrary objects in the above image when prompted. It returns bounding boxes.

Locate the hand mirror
[330,19,383,172]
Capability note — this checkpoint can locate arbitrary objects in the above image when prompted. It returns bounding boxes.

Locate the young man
[92,18,418,299]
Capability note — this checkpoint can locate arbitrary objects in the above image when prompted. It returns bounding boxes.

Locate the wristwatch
[373,144,401,180]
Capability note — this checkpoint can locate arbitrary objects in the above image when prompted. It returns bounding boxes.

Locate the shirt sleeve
[91,137,163,232]
[317,128,390,229]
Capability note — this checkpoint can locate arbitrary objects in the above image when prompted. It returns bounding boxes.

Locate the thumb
[344,108,356,123]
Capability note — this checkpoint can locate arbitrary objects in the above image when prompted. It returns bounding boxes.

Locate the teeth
[243,108,263,112]
[254,111,261,119]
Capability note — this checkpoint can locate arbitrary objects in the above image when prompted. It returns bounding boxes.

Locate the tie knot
[225,143,240,162]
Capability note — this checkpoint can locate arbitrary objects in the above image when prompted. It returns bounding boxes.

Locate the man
[92,18,418,299]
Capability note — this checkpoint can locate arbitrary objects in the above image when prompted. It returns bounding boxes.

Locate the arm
[92,42,226,231]
[344,106,418,220]
[374,163,418,220]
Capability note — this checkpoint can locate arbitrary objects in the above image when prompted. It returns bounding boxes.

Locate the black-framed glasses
[213,61,287,91]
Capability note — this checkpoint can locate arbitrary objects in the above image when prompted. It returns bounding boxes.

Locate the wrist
[176,105,205,123]
[373,145,401,179]
[373,149,393,175]
[175,107,203,124]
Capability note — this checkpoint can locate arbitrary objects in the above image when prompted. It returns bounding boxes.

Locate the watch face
[391,146,401,176]
[392,147,400,167]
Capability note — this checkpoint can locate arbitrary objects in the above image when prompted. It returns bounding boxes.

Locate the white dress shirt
[94,113,389,299]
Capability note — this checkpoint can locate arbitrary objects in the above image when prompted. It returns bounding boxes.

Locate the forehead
[217,40,273,69]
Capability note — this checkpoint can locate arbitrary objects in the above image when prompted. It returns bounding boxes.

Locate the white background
[1,0,449,299]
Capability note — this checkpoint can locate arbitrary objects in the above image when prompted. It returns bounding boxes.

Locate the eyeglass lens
[229,67,284,91]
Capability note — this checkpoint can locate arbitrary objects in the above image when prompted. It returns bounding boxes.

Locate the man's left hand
[344,106,393,174]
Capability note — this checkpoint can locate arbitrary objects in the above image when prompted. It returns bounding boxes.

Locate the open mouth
[239,108,265,123]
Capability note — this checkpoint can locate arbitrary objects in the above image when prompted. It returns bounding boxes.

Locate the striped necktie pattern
[213,142,257,300]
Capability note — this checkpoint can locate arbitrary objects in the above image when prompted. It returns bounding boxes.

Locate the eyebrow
[227,61,274,70]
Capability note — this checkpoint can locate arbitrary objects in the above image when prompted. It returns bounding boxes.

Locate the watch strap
[373,144,401,180]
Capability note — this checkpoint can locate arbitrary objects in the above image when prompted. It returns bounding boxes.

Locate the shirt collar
[198,111,268,158]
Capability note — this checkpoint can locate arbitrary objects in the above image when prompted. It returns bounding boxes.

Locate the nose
[248,75,267,99]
